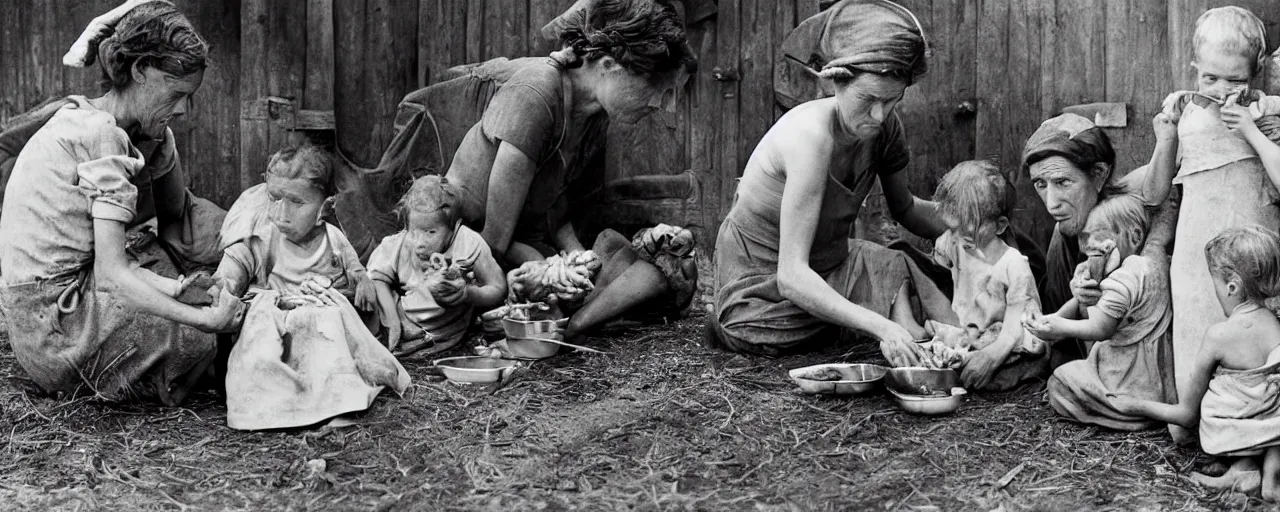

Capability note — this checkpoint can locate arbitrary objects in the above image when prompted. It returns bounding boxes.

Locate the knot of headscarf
[813,0,928,83]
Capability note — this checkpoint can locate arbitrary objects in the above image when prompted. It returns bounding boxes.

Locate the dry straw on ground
[0,314,1267,511]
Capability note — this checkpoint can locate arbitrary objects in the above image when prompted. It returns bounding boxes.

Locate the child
[1107,227,1280,499]
[366,175,506,356]
[1142,6,1280,441]
[215,144,409,431]
[910,160,1046,391]
[1027,194,1177,431]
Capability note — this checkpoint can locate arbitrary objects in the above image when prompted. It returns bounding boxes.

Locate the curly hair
[264,144,336,197]
[1205,226,1280,302]
[1087,193,1149,247]
[556,0,697,81]
[86,1,208,90]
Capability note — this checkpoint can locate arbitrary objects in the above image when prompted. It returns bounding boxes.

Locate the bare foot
[1190,458,1262,493]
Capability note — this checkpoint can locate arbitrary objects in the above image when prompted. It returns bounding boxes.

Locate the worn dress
[1170,101,1280,411]
[708,106,953,355]
[1199,345,1280,456]
[0,97,215,405]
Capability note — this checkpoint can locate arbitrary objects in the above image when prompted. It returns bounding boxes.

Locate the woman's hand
[1070,265,1103,307]
[200,286,246,333]
[1222,99,1262,137]
[876,321,923,367]
[1153,112,1178,143]
[353,273,378,312]
[960,344,1003,389]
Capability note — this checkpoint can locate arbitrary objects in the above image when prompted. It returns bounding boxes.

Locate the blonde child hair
[399,173,461,225]
[933,159,1015,232]
[1193,6,1268,76]
[1205,226,1280,303]
[1087,193,1149,244]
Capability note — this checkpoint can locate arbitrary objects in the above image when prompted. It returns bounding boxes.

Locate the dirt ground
[0,311,1275,511]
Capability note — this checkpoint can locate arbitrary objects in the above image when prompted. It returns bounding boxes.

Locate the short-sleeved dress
[931,231,1047,390]
[1048,251,1177,431]
[446,58,608,256]
[0,96,215,405]
[708,102,954,355]
[218,221,409,431]
[366,225,494,351]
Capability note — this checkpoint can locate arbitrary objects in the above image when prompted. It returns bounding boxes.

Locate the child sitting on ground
[215,144,409,431]
[1108,226,1280,499]
[366,175,506,357]
[905,160,1046,390]
[1027,194,1177,431]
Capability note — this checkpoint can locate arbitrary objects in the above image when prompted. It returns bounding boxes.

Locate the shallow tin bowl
[884,367,967,415]
[432,356,519,384]
[788,363,888,395]
[503,336,562,360]
[502,317,569,339]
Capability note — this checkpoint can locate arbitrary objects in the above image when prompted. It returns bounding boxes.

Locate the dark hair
[87,2,208,90]
[264,144,337,197]
[557,0,697,81]
[1022,117,1127,199]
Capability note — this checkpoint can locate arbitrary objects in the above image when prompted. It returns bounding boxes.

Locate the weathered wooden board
[1105,0,1170,175]
[239,0,271,191]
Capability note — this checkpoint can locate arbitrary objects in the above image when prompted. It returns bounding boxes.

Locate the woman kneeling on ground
[444,0,697,339]
[705,0,958,365]
[0,1,243,405]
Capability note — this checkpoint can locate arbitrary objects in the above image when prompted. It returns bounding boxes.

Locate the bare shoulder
[769,99,837,149]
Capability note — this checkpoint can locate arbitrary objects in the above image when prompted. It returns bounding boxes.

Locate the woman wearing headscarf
[705,0,958,365]
[1020,114,1176,365]
[0,0,243,405]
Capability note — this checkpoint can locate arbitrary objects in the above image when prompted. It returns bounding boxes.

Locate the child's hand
[174,271,217,306]
[1105,392,1143,415]
[1152,112,1178,142]
[386,317,403,352]
[1222,99,1263,137]
[428,275,468,307]
[960,345,1003,389]
[1070,265,1103,307]
[353,274,378,312]
[1024,314,1068,341]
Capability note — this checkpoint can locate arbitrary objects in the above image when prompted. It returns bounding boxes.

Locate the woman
[706,0,958,367]
[0,2,243,406]
[443,0,697,338]
[1020,114,1175,365]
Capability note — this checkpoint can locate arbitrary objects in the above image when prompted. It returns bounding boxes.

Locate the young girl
[909,160,1046,390]
[216,145,409,431]
[366,175,506,356]
[1142,6,1280,441]
[1027,194,1177,431]
[1108,227,1280,499]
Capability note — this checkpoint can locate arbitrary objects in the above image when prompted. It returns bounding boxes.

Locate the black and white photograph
[3,0,1280,509]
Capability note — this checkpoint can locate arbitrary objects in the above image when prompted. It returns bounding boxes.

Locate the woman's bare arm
[481,141,539,263]
[881,170,945,239]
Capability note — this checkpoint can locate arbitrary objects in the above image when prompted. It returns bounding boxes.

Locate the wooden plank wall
[0,0,242,208]
[8,0,1280,249]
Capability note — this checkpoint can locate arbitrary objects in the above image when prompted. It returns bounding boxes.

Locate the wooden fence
[4,0,1280,249]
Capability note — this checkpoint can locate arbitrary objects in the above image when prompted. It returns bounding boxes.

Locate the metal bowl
[789,363,888,396]
[884,367,967,415]
[432,356,519,384]
[503,337,561,359]
[502,317,568,339]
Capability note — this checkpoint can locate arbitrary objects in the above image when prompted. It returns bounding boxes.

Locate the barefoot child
[366,175,506,356]
[215,145,409,431]
[1108,227,1280,499]
[1142,6,1280,441]
[1030,194,1177,431]
[911,160,1046,390]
